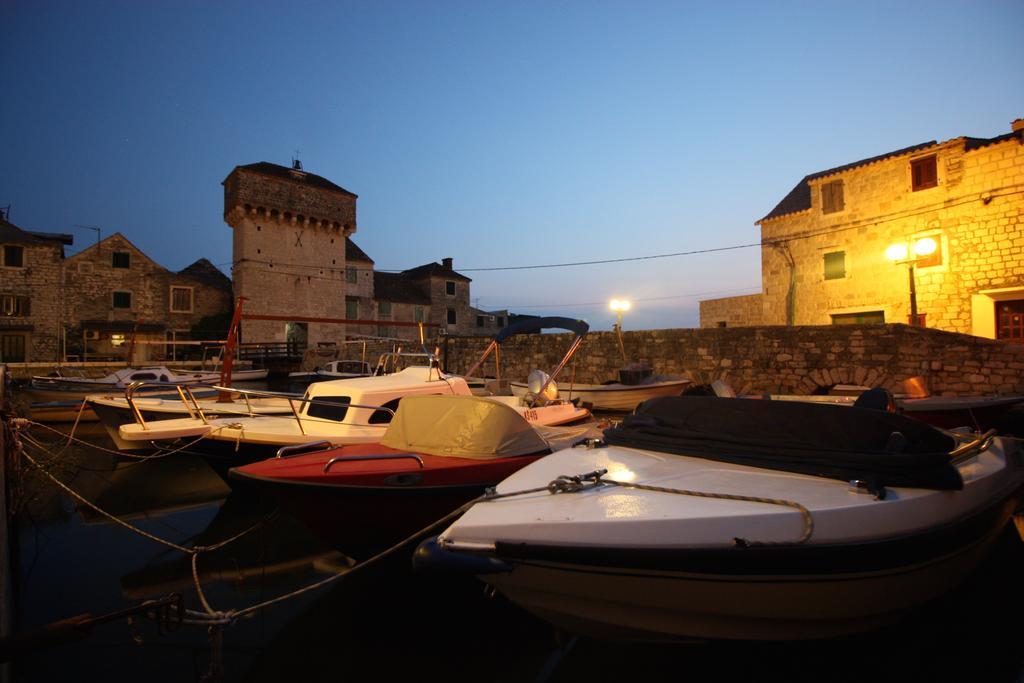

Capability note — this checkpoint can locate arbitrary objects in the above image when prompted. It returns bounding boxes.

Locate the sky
[1,0,1021,331]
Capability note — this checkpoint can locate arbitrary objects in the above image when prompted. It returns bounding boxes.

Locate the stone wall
[442,324,1024,396]
[0,238,64,362]
[699,293,764,328]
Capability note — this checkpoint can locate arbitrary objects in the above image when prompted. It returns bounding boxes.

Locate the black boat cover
[493,316,589,343]
[603,396,963,491]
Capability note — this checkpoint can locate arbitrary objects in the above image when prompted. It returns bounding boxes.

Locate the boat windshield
[305,396,351,421]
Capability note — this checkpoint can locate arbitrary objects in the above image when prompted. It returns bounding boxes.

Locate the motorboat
[287,359,374,387]
[465,315,681,413]
[26,365,230,402]
[229,395,603,550]
[415,395,1024,642]
[88,384,301,451]
[705,379,1024,431]
[117,364,590,464]
[511,374,692,412]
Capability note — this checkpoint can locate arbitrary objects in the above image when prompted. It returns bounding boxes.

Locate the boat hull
[427,492,1021,641]
[510,379,690,412]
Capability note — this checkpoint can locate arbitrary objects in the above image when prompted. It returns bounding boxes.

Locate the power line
[485,286,763,310]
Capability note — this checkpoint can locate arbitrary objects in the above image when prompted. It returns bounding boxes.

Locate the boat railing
[949,428,998,464]
[323,453,425,473]
[122,381,397,435]
[276,441,334,459]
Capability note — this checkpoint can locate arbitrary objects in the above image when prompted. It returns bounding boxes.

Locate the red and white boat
[228,394,602,550]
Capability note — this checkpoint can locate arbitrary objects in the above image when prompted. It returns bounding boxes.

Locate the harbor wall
[443,323,1024,396]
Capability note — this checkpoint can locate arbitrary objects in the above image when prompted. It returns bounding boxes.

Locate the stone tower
[223,161,357,345]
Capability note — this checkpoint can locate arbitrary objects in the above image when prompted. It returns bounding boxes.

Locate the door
[996,300,1024,343]
[1,334,26,362]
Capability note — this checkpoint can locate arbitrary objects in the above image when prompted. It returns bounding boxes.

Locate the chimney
[1012,118,1024,134]
[442,257,453,270]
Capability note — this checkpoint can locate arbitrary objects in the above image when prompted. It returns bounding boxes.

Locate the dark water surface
[8,401,1024,683]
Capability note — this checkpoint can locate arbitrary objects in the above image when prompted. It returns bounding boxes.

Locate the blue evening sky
[2,0,1021,330]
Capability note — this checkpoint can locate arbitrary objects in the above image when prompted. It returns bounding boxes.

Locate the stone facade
[701,120,1024,341]
[442,324,1024,397]
[0,218,72,362]
[63,233,232,361]
[224,162,356,346]
[699,293,764,328]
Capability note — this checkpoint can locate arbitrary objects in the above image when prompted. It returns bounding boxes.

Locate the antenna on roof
[73,225,101,254]
[292,150,302,171]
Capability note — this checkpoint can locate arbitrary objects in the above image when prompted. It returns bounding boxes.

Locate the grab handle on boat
[276,440,334,459]
[323,453,425,473]
[949,429,998,464]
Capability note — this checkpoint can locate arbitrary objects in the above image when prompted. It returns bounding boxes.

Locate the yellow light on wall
[913,236,937,257]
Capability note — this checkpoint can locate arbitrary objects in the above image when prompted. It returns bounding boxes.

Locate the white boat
[88,389,300,451]
[466,315,685,412]
[26,365,229,402]
[510,374,691,412]
[416,396,1024,642]
[117,364,591,463]
[287,359,373,386]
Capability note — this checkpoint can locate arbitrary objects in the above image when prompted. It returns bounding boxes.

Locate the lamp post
[609,298,631,363]
[885,237,937,326]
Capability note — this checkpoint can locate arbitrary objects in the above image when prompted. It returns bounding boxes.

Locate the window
[414,307,424,322]
[447,308,457,325]
[306,396,351,421]
[911,156,937,191]
[377,326,393,338]
[112,291,132,309]
[831,311,885,325]
[445,281,456,296]
[112,251,131,268]
[1,295,29,317]
[3,245,24,268]
[996,300,1024,344]
[378,300,391,316]
[823,251,846,280]
[496,316,505,327]
[170,286,193,313]
[346,267,358,284]
[77,261,93,274]
[345,297,358,320]
[476,315,485,327]
[821,180,844,214]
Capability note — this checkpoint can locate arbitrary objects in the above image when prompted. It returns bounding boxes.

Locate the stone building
[701,119,1024,343]
[63,233,232,360]
[368,256,508,340]
[223,161,356,346]
[0,217,72,362]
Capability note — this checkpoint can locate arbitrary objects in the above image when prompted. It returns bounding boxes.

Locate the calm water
[7,394,1024,682]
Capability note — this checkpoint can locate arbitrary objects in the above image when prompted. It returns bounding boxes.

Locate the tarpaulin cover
[603,396,963,490]
[380,395,552,459]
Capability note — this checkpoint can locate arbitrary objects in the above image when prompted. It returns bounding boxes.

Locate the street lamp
[609,298,632,362]
[886,237,937,326]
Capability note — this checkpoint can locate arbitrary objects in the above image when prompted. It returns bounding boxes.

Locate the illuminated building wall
[702,119,1024,343]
